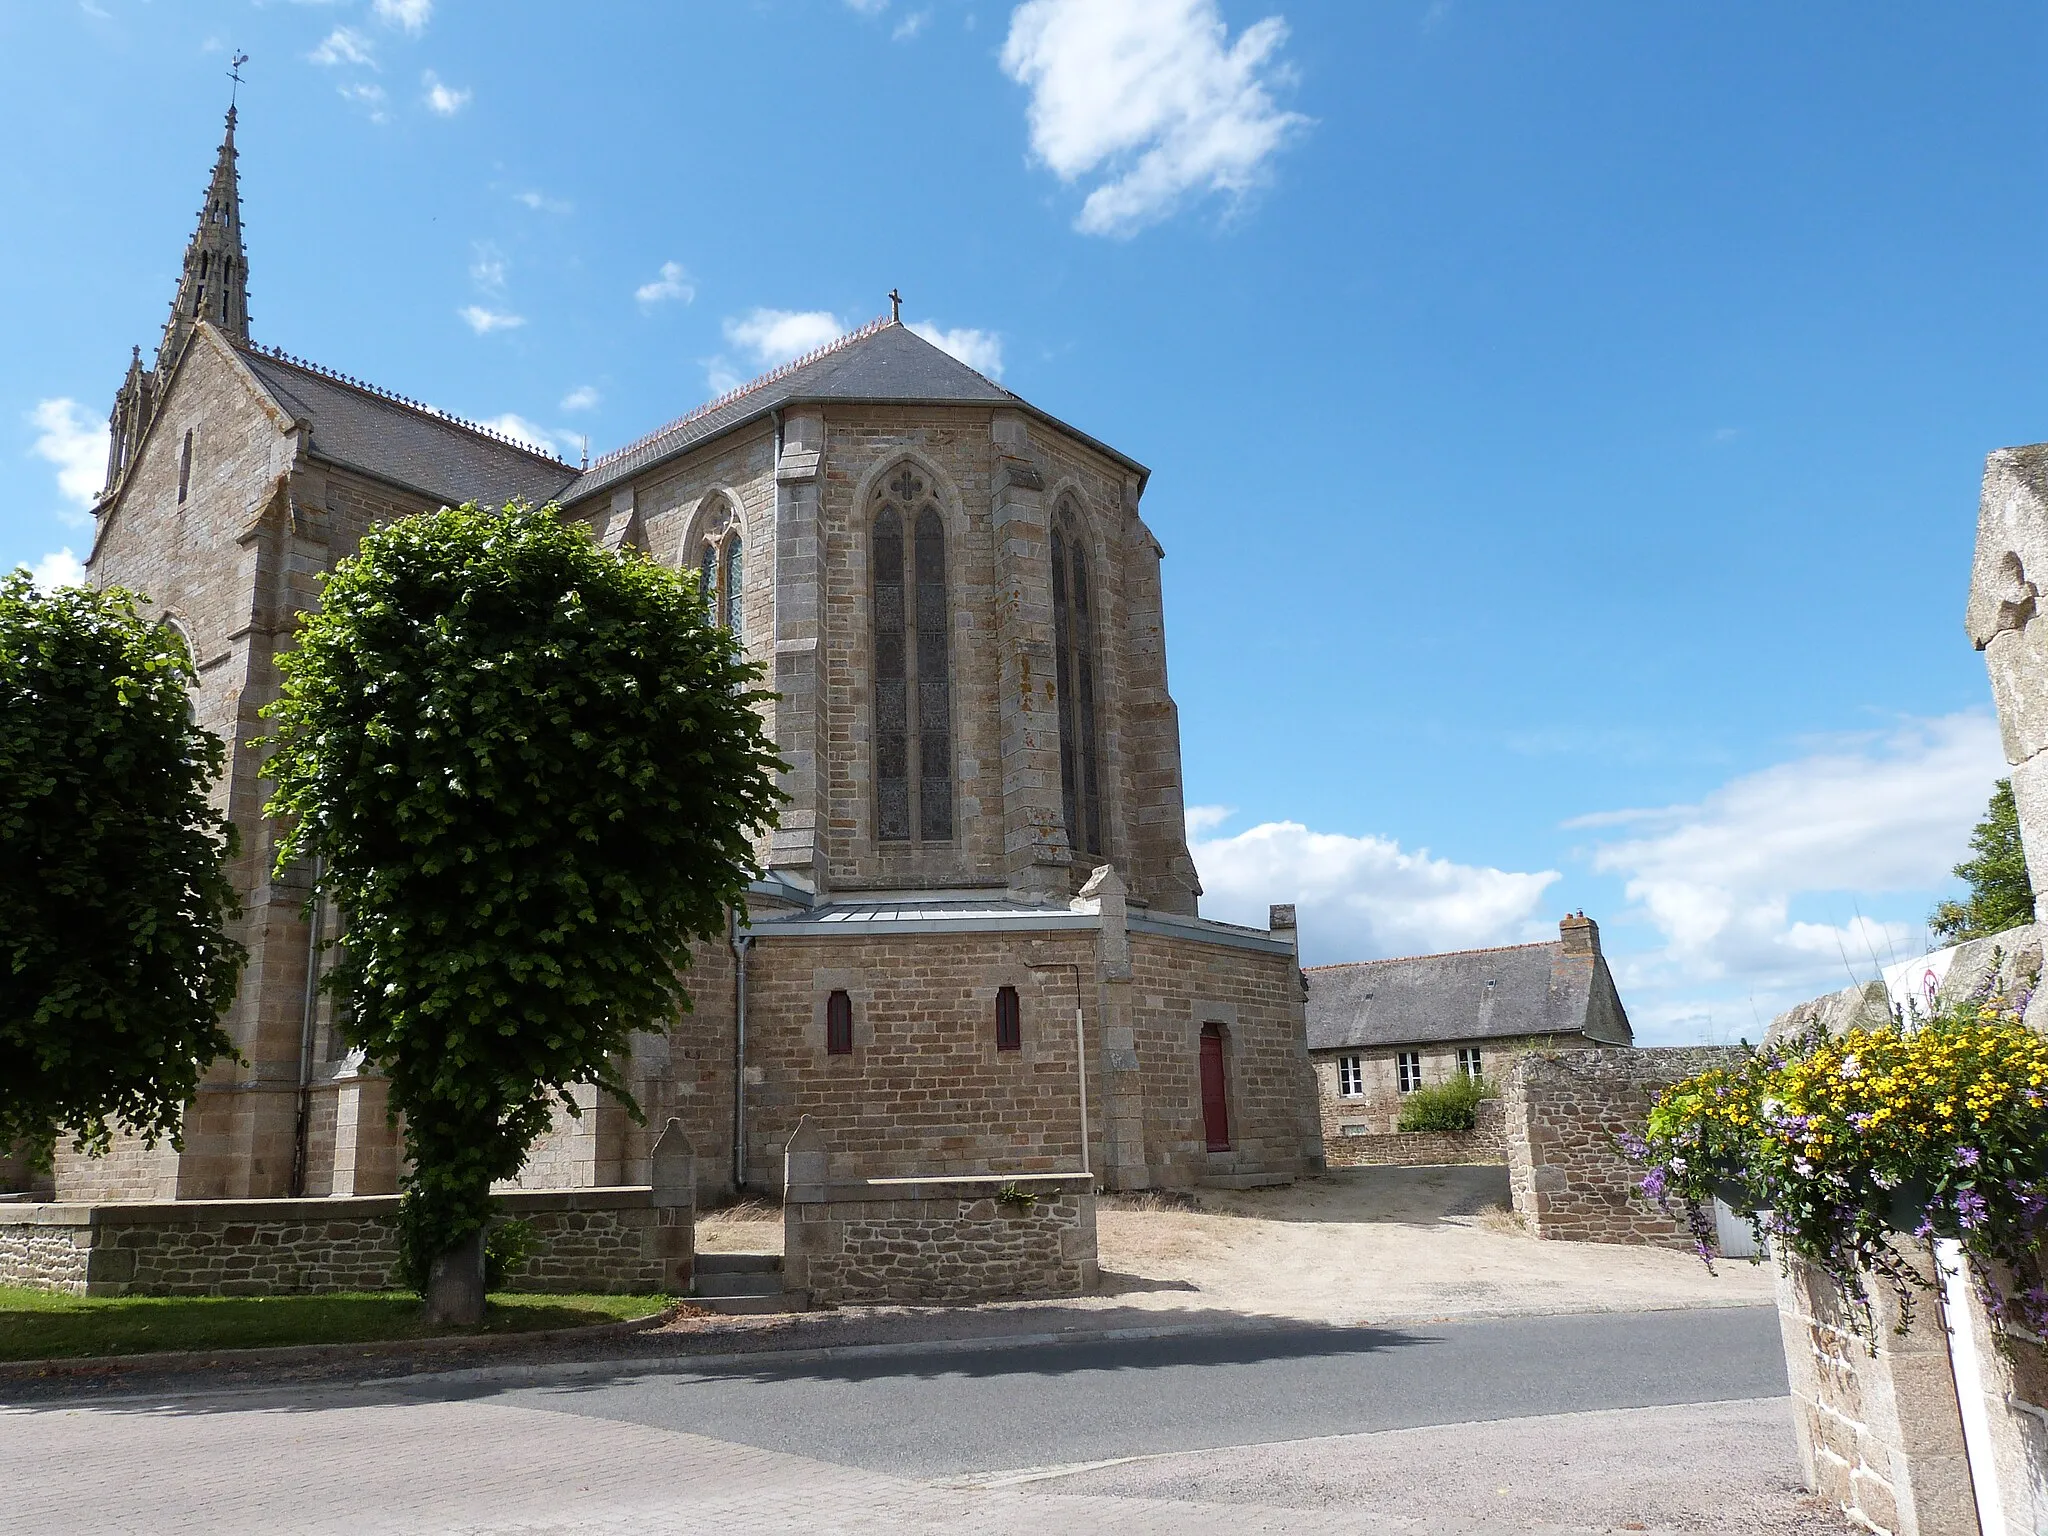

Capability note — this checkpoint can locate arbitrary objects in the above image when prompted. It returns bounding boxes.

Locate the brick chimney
[1559,910,1599,957]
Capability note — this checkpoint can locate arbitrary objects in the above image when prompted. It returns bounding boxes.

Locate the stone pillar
[990,412,1070,901]
[769,408,826,892]
[1270,902,1326,1172]
[780,1116,829,1296]
[1079,865,1146,1189]
[648,1118,696,1293]
[1119,476,1201,915]
[329,1060,399,1196]
[1968,448,2048,915]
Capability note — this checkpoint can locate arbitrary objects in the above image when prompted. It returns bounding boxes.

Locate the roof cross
[888,288,902,323]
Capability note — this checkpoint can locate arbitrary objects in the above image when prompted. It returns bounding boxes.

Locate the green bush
[1397,1074,1497,1133]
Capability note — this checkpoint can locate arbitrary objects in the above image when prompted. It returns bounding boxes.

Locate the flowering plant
[1624,986,2048,1349]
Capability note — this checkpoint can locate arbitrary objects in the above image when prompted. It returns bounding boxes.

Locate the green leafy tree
[262,504,782,1321]
[0,572,244,1170]
[1929,778,2036,943]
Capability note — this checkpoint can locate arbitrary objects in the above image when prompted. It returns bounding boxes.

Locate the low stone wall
[1325,1098,1506,1168]
[783,1172,1097,1306]
[0,1187,692,1298]
[1504,1046,1741,1246]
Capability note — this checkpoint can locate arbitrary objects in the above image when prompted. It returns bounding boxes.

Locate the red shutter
[1200,1025,1231,1151]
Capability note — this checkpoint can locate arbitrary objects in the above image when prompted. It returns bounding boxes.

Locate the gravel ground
[701,1164,1778,1324]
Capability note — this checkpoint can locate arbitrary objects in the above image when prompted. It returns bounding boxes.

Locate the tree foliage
[261,504,783,1290]
[1929,778,2035,943]
[0,572,244,1167]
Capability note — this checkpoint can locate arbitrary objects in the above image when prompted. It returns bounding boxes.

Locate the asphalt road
[488,1303,1789,1479]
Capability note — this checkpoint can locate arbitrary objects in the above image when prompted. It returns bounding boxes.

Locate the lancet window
[1050,499,1103,857]
[692,499,744,646]
[871,466,953,843]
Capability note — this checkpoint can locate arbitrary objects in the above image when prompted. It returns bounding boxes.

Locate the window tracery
[871,466,953,843]
[692,498,744,645]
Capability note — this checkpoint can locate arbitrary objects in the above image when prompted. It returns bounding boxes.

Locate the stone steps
[692,1252,806,1314]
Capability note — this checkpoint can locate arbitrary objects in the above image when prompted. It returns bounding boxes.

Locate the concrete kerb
[0,1303,683,1386]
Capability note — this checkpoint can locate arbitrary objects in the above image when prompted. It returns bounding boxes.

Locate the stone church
[56,111,1322,1204]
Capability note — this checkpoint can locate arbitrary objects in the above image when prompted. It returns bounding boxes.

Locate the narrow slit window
[1050,500,1103,857]
[177,430,193,504]
[723,535,744,642]
[825,990,853,1056]
[995,986,1021,1052]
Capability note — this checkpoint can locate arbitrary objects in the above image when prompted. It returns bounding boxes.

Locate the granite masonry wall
[0,1186,693,1298]
[1504,1046,1741,1246]
[1324,1097,1505,1168]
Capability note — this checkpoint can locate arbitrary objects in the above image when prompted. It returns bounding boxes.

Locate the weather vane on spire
[228,51,249,111]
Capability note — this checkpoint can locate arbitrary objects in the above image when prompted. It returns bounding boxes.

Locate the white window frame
[1396,1051,1422,1093]
[1458,1047,1484,1080]
[1337,1055,1363,1098]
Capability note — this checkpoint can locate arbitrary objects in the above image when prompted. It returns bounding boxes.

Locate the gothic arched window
[1050,499,1102,857]
[872,466,953,843]
[693,499,743,644]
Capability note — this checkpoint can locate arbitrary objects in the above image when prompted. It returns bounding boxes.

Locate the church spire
[155,105,250,373]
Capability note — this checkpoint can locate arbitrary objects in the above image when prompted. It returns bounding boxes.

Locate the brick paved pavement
[0,1386,1843,1535]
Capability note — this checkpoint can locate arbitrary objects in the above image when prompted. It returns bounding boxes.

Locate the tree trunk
[423,1228,487,1326]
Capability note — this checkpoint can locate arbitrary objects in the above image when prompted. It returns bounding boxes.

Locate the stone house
[1305,914,1633,1146]
[35,111,1323,1206]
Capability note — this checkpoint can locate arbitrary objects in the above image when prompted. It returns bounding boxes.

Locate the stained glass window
[872,470,952,843]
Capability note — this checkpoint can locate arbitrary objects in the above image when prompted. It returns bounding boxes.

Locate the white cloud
[560,385,600,412]
[893,9,931,40]
[422,71,470,116]
[459,305,524,335]
[1188,809,1562,965]
[309,26,376,66]
[28,398,108,514]
[634,261,695,308]
[469,244,507,294]
[1000,0,1309,236]
[373,0,431,34]
[29,549,85,591]
[907,321,1004,379]
[515,189,572,214]
[473,413,562,455]
[338,82,388,122]
[724,308,845,367]
[1580,712,2006,1004]
[844,0,889,13]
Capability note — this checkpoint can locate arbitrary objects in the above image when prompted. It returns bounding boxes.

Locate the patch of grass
[0,1286,669,1363]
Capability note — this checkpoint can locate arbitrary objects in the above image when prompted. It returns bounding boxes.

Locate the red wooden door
[1200,1025,1231,1151]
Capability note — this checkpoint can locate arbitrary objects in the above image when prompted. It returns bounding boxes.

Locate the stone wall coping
[797,1172,1093,1204]
[747,907,1291,957]
[0,1186,656,1228]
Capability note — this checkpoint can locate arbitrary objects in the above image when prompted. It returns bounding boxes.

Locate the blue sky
[4,1,2038,1041]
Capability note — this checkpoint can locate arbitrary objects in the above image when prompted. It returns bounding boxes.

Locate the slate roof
[1305,940,1624,1052]
[561,317,1148,505]
[238,346,580,509]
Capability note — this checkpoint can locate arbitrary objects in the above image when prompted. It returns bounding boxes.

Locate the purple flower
[1955,1147,1981,1169]
[1640,1169,1668,1200]
[1914,1216,1937,1239]
[1956,1189,1989,1230]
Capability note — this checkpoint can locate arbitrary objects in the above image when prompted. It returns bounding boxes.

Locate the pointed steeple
[155,106,250,373]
